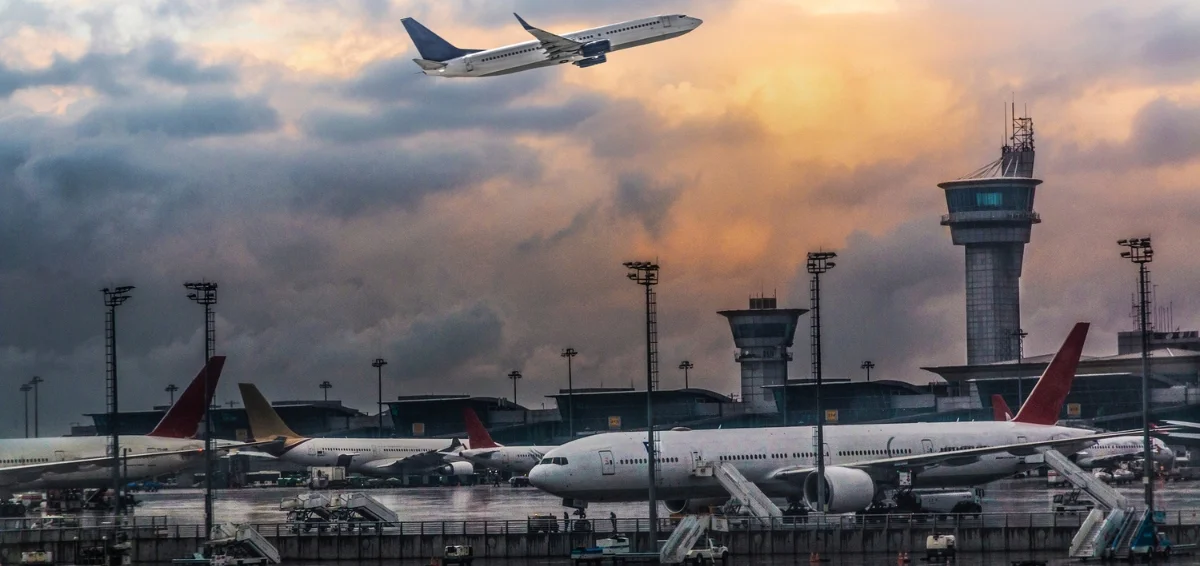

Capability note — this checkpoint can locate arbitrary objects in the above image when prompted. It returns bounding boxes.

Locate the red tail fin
[1012,323,1089,426]
[463,407,500,449]
[991,394,1013,421]
[149,356,226,438]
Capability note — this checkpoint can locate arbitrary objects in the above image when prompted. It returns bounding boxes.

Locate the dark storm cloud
[614,173,681,236]
[0,54,121,98]
[516,202,599,253]
[346,58,550,105]
[302,95,603,142]
[387,302,505,379]
[789,220,963,382]
[288,141,541,217]
[76,94,280,138]
[1059,97,1200,171]
[142,39,237,85]
[29,143,165,201]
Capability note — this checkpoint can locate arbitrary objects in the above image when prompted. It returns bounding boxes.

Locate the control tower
[718,296,807,414]
[939,110,1043,365]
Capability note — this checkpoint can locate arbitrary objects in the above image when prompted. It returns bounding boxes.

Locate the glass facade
[945,186,1034,213]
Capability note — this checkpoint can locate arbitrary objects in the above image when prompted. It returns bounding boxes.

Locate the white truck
[684,538,729,564]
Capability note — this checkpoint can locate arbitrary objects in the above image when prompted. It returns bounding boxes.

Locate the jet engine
[439,461,476,476]
[803,467,876,513]
[665,498,728,514]
[574,54,607,68]
[581,39,612,58]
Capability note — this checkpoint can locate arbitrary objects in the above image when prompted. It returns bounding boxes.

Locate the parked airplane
[457,408,556,475]
[237,383,474,477]
[0,357,240,496]
[992,390,1174,470]
[529,323,1145,514]
[402,12,702,77]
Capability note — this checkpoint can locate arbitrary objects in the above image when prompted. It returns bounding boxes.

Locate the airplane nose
[528,464,550,488]
[691,17,704,27]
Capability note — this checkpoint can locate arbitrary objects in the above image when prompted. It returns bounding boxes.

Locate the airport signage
[1066,403,1081,417]
[412,422,425,436]
[825,409,838,423]
[608,416,621,430]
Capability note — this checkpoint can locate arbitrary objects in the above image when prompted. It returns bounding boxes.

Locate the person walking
[609,511,617,533]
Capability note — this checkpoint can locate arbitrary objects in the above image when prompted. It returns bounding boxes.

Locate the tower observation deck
[939,110,1043,365]
[719,296,807,414]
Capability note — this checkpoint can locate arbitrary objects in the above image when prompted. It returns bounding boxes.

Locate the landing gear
[562,497,588,519]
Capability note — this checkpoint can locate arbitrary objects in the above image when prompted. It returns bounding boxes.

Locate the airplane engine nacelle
[665,498,728,514]
[803,467,876,513]
[581,39,612,58]
[439,461,476,476]
[574,55,607,68]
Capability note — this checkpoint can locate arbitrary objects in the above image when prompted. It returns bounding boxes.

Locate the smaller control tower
[939,108,1043,365]
[719,296,807,414]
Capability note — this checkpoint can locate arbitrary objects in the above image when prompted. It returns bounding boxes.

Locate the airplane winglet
[513,12,534,30]
[1013,322,1089,426]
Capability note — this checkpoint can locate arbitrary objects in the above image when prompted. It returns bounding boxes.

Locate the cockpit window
[552,457,568,465]
[540,458,552,465]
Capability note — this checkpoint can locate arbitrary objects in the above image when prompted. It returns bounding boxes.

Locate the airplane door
[661,16,673,27]
[691,450,702,469]
[921,439,934,454]
[823,443,831,463]
[464,56,474,72]
[54,450,66,462]
[599,450,615,475]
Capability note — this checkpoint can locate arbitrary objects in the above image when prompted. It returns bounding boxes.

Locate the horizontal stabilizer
[413,58,447,70]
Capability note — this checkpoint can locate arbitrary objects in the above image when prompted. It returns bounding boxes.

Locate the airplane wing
[771,429,1153,483]
[0,448,206,488]
[358,439,463,475]
[513,13,583,57]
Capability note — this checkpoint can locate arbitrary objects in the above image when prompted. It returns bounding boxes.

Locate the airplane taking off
[529,323,1150,514]
[458,408,556,475]
[402,13,702,77]
[238,384,474,477]
[0,357,249,497]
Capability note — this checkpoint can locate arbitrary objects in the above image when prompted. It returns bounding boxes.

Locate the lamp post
[20,384,31,438]
[860,361,874,382]
[319,381,332,402]
[165,384,178,406]
[678,361,693,389]
[1118,237,1155,516]
[1009,329,1028,405]
[29,376,43,438]
[807,251,836,513]
[372,359,387,438]
[560,349,577,438]
[623,260,661,543]
[184,280,217,537]
[102,283,134,514]
[507,370,523,405]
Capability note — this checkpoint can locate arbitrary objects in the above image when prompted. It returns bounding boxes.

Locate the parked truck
[684,538,729,564]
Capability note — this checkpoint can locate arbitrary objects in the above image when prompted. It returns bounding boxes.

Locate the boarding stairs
[1107,509,1151,560]
[659,515,709,564]
[1044,449,1139,560]
[1042,449,1127,510]
[205,524,281,564]
[329,492,398,524]
[707,461,781,521]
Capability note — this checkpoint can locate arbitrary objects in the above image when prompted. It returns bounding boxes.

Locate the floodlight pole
[20,384,31,438]
[102,285,134,514]
[678,361,693,389]
[860,361,874,382]
[184,281,217,539]
[319,381,332,402]
[373,359,387,438]
[807,251,836,514]
[624,260,660,545]
[165,384,179,406]
[507,370,523,405]
[1009,329,1028,404]
[30,376,43,438]
[561,349,578,438]
[1119,237,1155,517]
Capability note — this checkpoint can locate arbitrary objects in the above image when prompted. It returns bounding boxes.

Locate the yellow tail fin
[238,383,303,441]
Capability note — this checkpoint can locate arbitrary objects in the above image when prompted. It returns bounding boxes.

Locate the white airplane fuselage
[1075,436,1174,469]
[460,446,556,475]
[0,436,235,491]
[429,15,702,77]
[529,422,1099,504]
[272,437,469,474]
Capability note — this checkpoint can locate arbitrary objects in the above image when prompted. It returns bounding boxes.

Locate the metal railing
[6,511,1200,539]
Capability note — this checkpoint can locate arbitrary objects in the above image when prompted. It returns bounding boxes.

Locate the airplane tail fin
[149,356,226,438]
[1012,322,1089,426]
[238,383,303,441]
[401,17,477,62]
[463,407,500,449]
[991,394,1013,422]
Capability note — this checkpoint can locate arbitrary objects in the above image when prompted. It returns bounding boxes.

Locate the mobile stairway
[327,492,398,531]
[280,493,334,533]
[701,461,781,523]
[659,515,710,564]
[1045,449,1140,560]
[175,524,281,565]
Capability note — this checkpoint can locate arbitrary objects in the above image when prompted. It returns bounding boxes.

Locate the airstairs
[329,492,398,524]
[202,524,281,564]
[708,461,781,521]
[1044,449,1139,560]
[659,515,709,564]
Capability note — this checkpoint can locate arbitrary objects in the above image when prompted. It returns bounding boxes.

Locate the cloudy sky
[3,0,1199,436]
